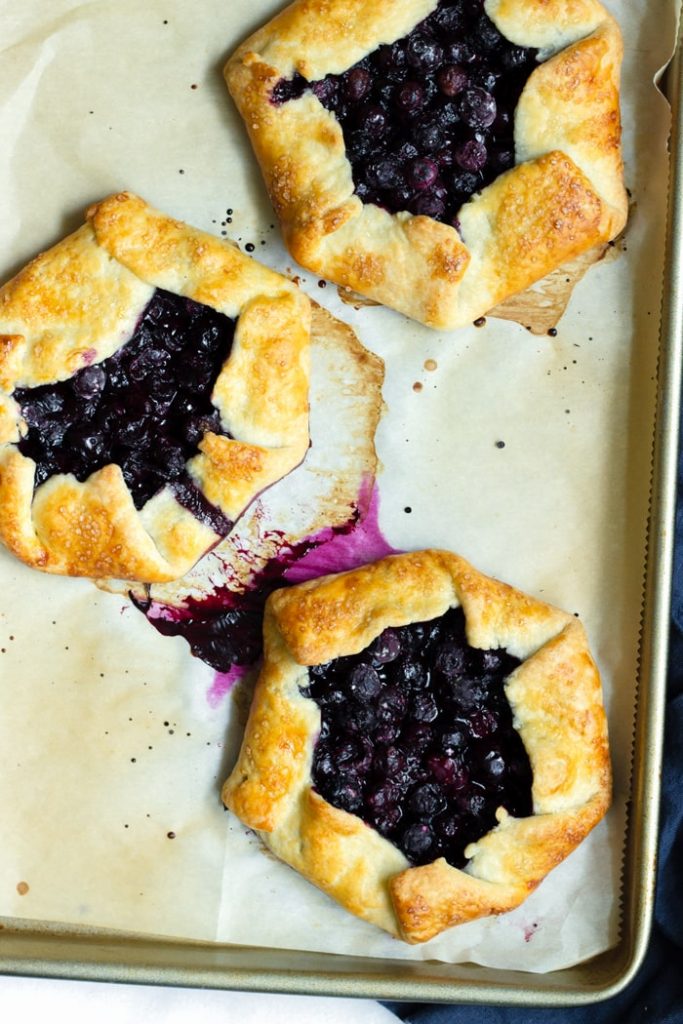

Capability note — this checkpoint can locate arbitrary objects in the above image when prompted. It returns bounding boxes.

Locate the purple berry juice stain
[139,478,399,704]
[206,663,250,709]
[285,476,399,584]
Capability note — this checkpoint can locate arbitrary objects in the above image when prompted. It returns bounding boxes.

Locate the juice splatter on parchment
[142,480,398,701]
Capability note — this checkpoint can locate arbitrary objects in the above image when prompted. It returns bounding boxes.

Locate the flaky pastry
[223,550,611,943]
[225,0,627,329]
[0,192,310,582]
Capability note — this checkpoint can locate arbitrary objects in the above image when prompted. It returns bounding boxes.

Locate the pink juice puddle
[285,477,398,583]
[206,663,250,709]
[141,479,400,699]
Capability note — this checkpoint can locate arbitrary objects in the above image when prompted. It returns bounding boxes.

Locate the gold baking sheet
[0,0,679,1002]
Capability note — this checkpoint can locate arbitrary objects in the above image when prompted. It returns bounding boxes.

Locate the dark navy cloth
[387,441,683,1023]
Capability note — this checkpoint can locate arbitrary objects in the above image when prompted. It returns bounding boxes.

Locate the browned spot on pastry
[246,58,278,87]
[347,251,386,287]
[239,51,263,71]
[42,504,117,575]
[269,158,300,217]
[0,335,23,357]
[321,203,355,236]
[563,102,621,157]
[200,435,266,479]
[593,106,621,152]
[403,893,431,924]
[429,243,469,283]
[314,121,341,151]
[549,34,612,104]
[16,881,29,895]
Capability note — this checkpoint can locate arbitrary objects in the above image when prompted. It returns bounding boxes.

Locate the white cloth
[0,976,398,1023]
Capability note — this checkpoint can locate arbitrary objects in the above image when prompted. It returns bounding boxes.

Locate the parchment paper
[0,0,676,973]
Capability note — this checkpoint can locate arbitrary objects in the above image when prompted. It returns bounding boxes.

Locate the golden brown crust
[226,605,318,831]
[225,0,626,329]
[0,193,311,582]
[390,856,527,940]
[486,0,607,51]
[514,18,625,218]
[223,550,611,943]
[0,224,153,389]
[455,152,609,319]
[267,789,411,935]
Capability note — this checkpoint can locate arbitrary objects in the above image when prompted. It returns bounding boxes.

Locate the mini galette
[0,192,310,582]
[223,550,611,943]
[225,0,627,329]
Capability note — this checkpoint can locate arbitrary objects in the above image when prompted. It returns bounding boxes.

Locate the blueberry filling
[300,606,532,868]
[14,289,236,522]
[145,600,264,669]
[271,0,537,225]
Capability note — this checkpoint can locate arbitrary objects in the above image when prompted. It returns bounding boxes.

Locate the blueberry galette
[225,0,627,329]
[0,193,310,582]
[223,550,611,943]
